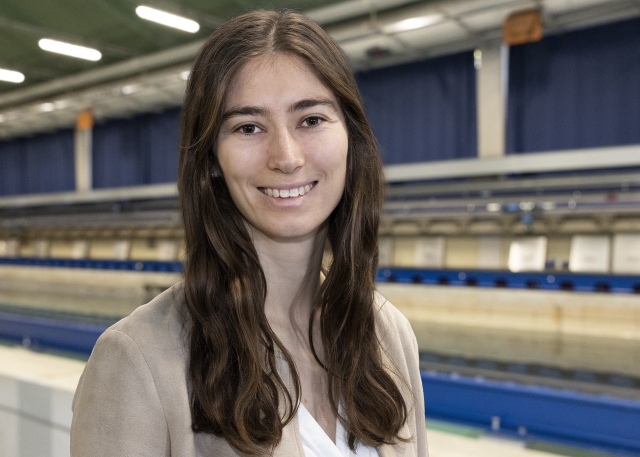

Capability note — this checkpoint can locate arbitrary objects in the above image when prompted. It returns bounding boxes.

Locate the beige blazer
[71,283,428,457]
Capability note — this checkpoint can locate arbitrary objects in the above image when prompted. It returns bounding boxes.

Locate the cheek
[217,143,256,183]
[311,131,349,174]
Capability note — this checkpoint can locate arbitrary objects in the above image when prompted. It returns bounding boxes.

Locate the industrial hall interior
[0,0,639,456]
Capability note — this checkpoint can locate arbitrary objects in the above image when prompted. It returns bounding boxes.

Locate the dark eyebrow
[289,98,338,113]
[222,98,337,120]
[222,106,270,120]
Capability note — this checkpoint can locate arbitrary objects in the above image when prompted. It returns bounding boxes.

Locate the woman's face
[216,54,349,242]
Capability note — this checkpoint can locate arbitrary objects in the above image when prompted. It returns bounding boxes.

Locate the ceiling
[0,0,639,139]
[0,0,343,92]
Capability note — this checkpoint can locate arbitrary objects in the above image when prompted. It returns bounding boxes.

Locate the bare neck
[250,226,327,333]
[251,226,336,440]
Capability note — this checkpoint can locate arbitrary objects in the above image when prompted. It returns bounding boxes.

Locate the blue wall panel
[23,130,75,194]
[93,107,180,188]
[507,16,640,153]
[0,139,25,196]
[93,117,145,188]
[0,129,74,196]
[147,108,181,184]
[356,52,477,165]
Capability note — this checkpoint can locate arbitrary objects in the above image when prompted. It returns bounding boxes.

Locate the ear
[210,147,222,178]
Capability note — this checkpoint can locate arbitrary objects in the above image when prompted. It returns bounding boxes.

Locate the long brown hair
[178,9,407,454]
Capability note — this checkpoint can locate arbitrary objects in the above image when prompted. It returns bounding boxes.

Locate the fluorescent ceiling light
[180,70,190,81]
[383,14,443,34]
[0,68,25,83]
[136,6,200,33]
[121,84,139,95]
[39,39,102,61]
[39,103,55,112]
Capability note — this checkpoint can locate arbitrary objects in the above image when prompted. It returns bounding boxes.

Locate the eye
[301,116,324,128]
[237,124,263,135]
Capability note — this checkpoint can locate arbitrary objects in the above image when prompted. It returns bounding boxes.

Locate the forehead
[224,54,337,106]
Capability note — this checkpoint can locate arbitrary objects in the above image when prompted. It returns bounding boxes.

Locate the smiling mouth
[258,182,316,198]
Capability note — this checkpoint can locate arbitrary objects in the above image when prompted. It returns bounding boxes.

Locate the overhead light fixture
[39,103,55,112]
[136,6,200,33]
[180,70,190,81]
[0,68,25,83]
[39,39,102,61]
[121,84,139,95]
[382,14,443,34]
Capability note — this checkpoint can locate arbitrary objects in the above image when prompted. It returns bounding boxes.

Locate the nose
[267,127,305,174]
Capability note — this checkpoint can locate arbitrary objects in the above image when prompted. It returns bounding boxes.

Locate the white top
[298,403,379,457]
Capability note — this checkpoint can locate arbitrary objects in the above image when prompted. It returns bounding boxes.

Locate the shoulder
[71,283,188,456]
[74,280,190,411]
[373,292,428,456]
[374,291,415,342]
[71,282,190,455]
[89,280,190,390]
[88,281,190,370]
[374,292,419,375]
[77,280,189,392]
[107,281,187,346]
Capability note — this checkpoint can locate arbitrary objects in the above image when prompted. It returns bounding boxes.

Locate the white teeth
[262,183,314,198]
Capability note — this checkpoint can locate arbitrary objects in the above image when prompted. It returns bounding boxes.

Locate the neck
[250,225,327,332]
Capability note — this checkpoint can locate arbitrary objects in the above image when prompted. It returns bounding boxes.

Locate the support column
[74,110,93,191]
[476,40,509,159]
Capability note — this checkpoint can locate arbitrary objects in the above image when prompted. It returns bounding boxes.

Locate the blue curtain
[147,108,181,184]
[0,139,24,196]
[0,129,74,196]
[356,51,477,165]
[93,107,180,188]
[507,16,640,153]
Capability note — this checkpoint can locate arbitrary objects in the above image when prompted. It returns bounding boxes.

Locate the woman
[71,9,427,457]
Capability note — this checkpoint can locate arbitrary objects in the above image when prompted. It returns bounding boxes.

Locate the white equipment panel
[414,236,445,268]
[508,237,547,272]
[569,235,610,273]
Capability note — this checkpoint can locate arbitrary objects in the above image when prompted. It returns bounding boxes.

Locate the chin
[266,227,320,241]
[259,218,329,241]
